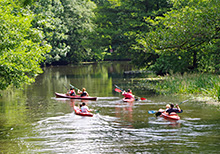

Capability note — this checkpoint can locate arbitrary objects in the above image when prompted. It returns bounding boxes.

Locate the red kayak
[122,93,134,99]
[55,92,97,100]
[74,106,93,117]
[122,92,135,102]
[161,112,180,121]
[123,97,135,102]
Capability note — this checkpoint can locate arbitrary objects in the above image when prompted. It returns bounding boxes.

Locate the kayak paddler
[67,88,76,96]
[78,88,89,97]
[81,102,92,113]
[166,104,183,115]
[122,89,135,99]
[155,104,170,116]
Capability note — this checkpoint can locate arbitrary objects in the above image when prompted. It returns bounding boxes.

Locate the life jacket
[70,90,76,96]
[81,91,87,97]
[166,108,183,114]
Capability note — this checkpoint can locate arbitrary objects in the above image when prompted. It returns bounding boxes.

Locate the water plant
[140,73,220,101]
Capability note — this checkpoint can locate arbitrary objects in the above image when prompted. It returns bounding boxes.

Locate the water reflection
[115,102,134,128]
[1,62,220,153]
[24,101,214,154]
[148,116,181,128]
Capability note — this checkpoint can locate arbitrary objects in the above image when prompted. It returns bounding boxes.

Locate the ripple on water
[22,109,220,154]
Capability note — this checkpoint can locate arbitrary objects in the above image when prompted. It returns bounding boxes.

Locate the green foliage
[149,51,190,74]
[89,0,171,60]
[135,0,220,74]
[60,0,97,63]
[197,39,220,73]
[18,0,36,6]
[30,0,98,64]
[144,73,220,101]
[31,0,70,65]
[0,0,51,90]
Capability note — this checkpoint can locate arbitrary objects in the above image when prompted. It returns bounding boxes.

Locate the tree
[31,0,70,65]
[135,0,220,74]
[0,0,51,90]
[31,0,97,65]
[60,0,97,63]
[89,0,171,60]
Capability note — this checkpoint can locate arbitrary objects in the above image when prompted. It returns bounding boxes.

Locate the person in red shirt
[67,88,76,96]
[122,89,134,99]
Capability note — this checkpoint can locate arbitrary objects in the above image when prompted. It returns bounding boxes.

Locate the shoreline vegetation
[70,62,220,104]
[132,72,220,104]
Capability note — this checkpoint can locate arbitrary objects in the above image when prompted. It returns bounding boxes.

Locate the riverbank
[133,73,220,104]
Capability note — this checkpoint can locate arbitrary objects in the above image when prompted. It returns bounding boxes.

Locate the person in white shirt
[81,102,90,113]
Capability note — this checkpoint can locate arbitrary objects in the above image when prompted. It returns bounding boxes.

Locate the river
[0,61,220,153]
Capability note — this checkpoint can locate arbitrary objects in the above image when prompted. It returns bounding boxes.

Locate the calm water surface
[0,62,220,153]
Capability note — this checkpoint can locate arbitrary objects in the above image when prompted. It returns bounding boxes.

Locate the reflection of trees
[0,90,35,152]
[0,61,134,140]
[20,61,134,122]
[0,61,134,126]
[0,61,135,152]
[0,90,28,127]
[31,61,134,98]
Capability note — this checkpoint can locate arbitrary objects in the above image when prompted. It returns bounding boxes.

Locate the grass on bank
[141,73,220,102]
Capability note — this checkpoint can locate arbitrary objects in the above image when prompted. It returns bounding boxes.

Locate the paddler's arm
[77,90,82,94]
[176,104,181,112]
[88,109,93,112]
[158,109,165,112]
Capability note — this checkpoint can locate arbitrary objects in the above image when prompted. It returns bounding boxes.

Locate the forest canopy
[134,0,220,74]
[0,0,219,90]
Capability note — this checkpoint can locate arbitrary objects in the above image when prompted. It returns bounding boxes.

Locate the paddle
[92,109,100,113]
[114,85,124,92]
[115,88,123,93]
[63,84,69,91]
[114,85,146,101]
[140,97,147,101]
[148,99,189,115]
[86,109,100,114]
[69,84,80,91]
[178,99,189,105]
[148,110,157,114]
